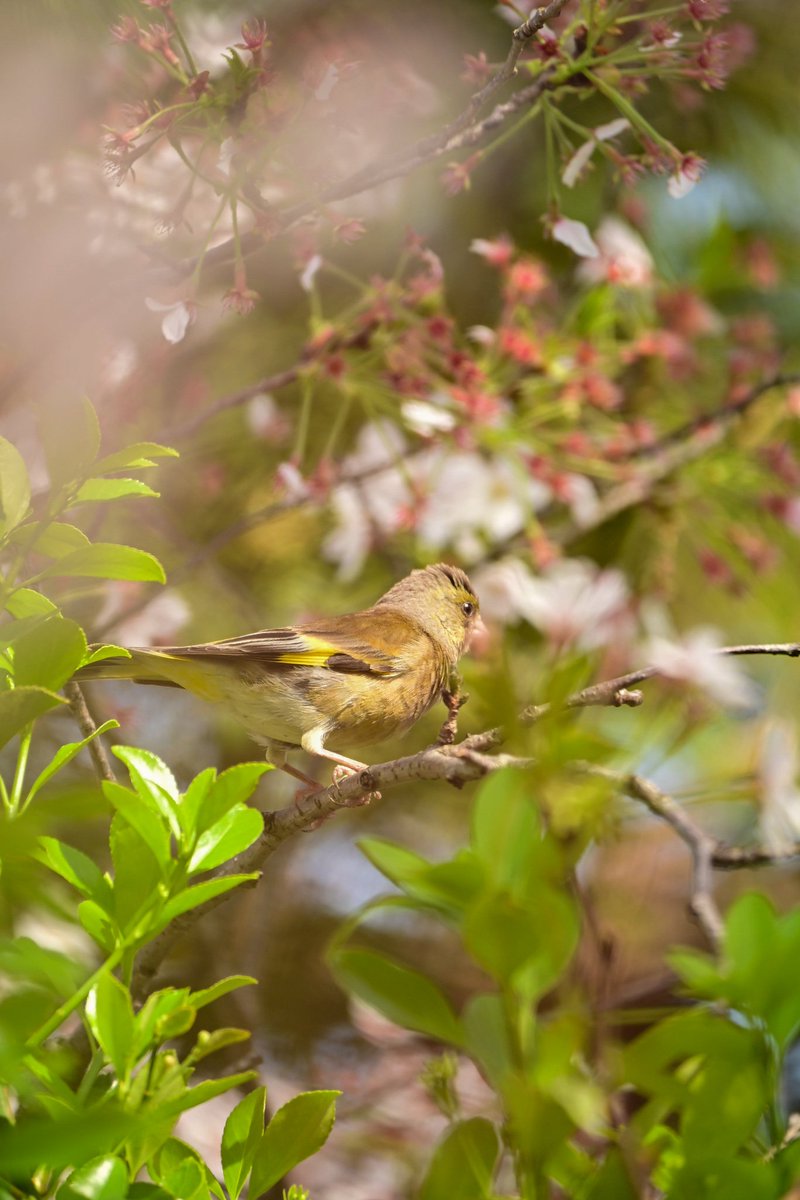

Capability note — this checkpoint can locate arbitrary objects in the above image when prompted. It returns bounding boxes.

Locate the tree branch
[64,681,116,785]
[183,5,572,279]
[129,637,800,995]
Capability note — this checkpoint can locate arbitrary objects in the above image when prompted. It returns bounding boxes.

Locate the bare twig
[188,6,572,279]
[587,766,726,950]
[563,373,800,543]
[127,636,800,994]
[64,681,116,784]
[163,320,379,441]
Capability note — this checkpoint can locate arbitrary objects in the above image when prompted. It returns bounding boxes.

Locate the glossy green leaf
[26,719,119,805]
[186,1026,249,1064]
[0,437,31,535]
[195,762,272,834]
[188,805,264,873]
[5,588,57,617]
[150,1138,225,1200]
[189,974,257,1010]
[157,873,260,924]
[102,781,171,871]
[0,685,66,749]
[330,948,463,1045]
[222,1086,267,1200]
[110,817,164,933]
[57,1154,129,1200]
[249,1090,340,1198]
[36,836,113,906]
[93,442,179,475]
[156,1071,258,1121]
[419,1117,499,1200]
[26,522,91,559]
[113,746,181,841]
[13,616,86,691]
[43,542,165,583]
[78,899,117,951]
[74,478,158,504]
[83,644,131,667]
[86,973,136,1080]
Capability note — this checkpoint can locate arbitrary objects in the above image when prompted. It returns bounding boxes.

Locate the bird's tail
[76,648,206,693]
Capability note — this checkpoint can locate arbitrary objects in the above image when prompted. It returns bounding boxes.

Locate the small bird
[79,563,480,788]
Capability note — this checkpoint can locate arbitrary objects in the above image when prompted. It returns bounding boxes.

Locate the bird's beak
[466,615,487,653]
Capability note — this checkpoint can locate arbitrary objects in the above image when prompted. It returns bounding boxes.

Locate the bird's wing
[152,612,417,678]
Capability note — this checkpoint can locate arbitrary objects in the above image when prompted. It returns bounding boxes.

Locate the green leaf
[25,522,91,559]
[83,644,131,667]
[13,616,86,690]
[110,818,164,933]
[463,888,579,999]
[5,587,57,617]
[74,478,159,504]
[249,1091,340,1198]
[93,442,179,475]
[195,762,272,834]
[43,543,166,583]
[461,994,514,1090]
[36,836,113,906]
[186,1026,249,1064]
[330,949,463,1045]
[157,874,259,925]
[222,1086,267,1200]
[41,396,101,488]
[156,1071,258,1121]
[420,1118,500,1200]
[102,781,171,871]
[471,767,557,900]
[112,746,181,841]
[188,806,264,873]
[0,1106,140,1171]
[78,900,117,952]
[26,719,119,805]
[150,1139,225,1200]
[57,1155,129,1200]
[0,437,31,535]
[86,973,136,1081]
[189,974,257,1010]
[0,685,66,749]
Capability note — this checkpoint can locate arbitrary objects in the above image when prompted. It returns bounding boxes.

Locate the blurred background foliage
[3,0,800,1193]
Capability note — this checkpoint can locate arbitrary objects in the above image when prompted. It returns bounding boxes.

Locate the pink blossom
[144,297,195,344]
[469,235,514,268]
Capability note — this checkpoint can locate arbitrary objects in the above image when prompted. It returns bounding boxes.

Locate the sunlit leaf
[249,1091,340,1198]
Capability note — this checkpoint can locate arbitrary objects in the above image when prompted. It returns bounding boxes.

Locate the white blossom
[515,558,631,649]
[758,720,800,855]
[145,297,194,344]
[562,139,597,189]
[577,217,653,288]
[299,254,322,292]
[552,216,599,259]
[401,398,457,436]
[314,63,340,102]
[646,627,757,709]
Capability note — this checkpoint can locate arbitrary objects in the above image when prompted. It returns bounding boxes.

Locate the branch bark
[128,637,800,995]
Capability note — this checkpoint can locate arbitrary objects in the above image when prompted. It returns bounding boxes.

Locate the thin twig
[584,765,725,949]
[64,682,116,784]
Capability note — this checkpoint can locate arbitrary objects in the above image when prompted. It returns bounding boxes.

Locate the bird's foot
[330,763,381,807]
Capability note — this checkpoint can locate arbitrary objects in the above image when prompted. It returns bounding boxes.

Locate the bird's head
[377,563,481,662]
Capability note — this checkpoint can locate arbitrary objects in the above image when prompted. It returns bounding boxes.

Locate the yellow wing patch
[273,633,344,667]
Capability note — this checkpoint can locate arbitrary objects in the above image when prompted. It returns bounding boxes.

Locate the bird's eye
[461,601,475,617]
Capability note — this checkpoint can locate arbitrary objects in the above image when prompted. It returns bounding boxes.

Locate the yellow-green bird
[79,563,480,787]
